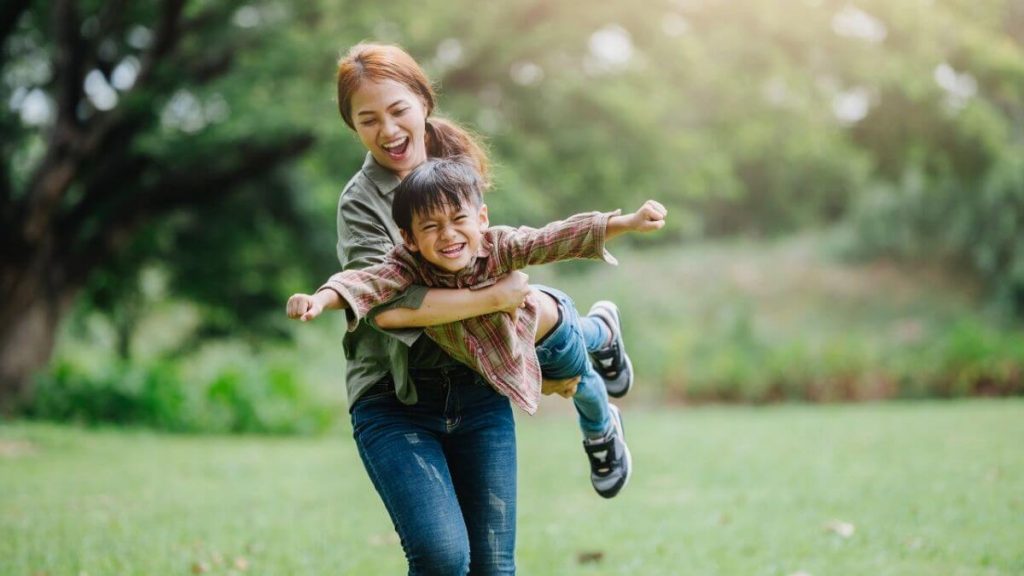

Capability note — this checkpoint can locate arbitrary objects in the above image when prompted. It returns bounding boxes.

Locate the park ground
[2,399,1022,575]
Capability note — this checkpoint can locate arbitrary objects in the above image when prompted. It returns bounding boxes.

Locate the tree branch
[136,0,187,88]
[18,0,87,246]
[52,0,85,133]
[23,0,192,246]
[64,133,316,284]
[0,0,32,55]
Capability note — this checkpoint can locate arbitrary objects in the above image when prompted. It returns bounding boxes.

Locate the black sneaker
[587,301,633,398]
[583,404,632,499]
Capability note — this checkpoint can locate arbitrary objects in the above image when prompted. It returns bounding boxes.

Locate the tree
[0,0,316,408]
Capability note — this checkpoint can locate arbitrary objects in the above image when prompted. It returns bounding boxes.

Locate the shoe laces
[585,435,619,476]
[592,341,622,378]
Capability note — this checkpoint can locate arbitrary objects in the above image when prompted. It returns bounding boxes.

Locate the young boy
[287,158,667,498]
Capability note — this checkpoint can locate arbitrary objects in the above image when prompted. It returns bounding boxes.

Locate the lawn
[2,400,1022,575]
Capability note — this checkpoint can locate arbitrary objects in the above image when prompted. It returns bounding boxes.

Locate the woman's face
[350,79,429,180]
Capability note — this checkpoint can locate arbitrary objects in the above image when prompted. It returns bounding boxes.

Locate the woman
[334,43,526,575]
[331,43,627,574]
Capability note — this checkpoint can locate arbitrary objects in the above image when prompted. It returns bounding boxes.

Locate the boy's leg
[576,359,632,498]
[573,362,612,439]
[585,301,634,398]
[534,286,632,498]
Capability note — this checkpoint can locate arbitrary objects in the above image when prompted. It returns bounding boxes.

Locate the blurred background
[2,0,1023,433]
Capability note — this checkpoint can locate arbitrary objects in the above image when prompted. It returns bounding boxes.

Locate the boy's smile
[404,203,489,273]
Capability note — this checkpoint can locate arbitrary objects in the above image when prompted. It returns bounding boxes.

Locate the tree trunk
[0,255,76,413]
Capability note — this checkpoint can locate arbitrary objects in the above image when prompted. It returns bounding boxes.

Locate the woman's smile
[350,79,428,179]
[381,136,410,161]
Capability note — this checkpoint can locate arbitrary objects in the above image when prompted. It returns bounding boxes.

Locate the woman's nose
[380,116,399,137]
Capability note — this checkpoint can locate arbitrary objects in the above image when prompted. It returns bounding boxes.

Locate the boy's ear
[400,229,419,252]
[478,203,489,230]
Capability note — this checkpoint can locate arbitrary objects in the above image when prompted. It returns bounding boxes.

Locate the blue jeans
[351,366,517,575]
[534,286,612,439]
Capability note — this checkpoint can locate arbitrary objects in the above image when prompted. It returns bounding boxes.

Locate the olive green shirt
[336,153,458,406]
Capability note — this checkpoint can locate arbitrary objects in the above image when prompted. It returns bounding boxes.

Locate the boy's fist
[286,293,324,322]
[629,200,668,232]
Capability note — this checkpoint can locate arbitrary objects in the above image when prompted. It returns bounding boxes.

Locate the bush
[27,357,339,435]
[844,154,1024,318]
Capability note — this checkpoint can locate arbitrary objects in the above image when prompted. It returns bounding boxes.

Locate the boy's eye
[454,215,467,222]
[421,224,437,232]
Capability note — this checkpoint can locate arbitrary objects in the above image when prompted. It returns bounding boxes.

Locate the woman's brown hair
[336,43,490,188]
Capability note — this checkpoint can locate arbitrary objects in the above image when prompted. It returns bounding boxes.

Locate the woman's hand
[492,271,531,315]
[542,376,580,398]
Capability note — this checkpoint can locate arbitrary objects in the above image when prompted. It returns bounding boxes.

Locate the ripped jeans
[351,365,517,575]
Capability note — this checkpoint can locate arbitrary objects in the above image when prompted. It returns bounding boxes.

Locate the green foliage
[8,0,1024,409]
[26,356,338,435]
[845,152,1024,316]
[528,234,1023,404]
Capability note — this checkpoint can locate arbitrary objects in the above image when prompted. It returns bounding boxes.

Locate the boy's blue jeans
[351,366,516,575]
[533,285,612,439]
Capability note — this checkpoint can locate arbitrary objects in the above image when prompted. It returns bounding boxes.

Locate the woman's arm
[375,271,531,329]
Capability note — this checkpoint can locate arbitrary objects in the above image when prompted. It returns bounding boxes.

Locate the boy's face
[403,202,489,273]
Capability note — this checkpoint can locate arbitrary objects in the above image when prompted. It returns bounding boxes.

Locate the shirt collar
[361,152,401,196]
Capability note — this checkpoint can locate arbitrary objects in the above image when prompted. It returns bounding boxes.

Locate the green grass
[3,400,1023,575]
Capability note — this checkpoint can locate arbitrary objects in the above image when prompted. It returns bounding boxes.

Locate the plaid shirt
[317,210,618,414]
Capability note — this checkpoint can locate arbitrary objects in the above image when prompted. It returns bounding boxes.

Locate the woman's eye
[360,119,377,127]
[394,107,409,116]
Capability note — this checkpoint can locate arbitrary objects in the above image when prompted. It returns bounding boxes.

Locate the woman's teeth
[382,137,409,157]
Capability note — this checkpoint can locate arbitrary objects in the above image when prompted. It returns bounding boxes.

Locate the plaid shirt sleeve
[490,210,621,273]
[316,248,419,332]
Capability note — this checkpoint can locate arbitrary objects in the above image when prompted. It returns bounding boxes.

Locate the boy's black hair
[392,157,484,235]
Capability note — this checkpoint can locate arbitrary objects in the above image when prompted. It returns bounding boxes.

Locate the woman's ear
[401,229,419,252]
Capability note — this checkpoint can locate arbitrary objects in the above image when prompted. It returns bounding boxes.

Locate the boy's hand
[287,293,325,322]
[607,200,668,240]
[627,199,668,232]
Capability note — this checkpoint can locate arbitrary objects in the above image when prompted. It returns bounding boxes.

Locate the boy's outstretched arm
[286,255,418,326]
[606,200,668,241]
[497,199,669,272]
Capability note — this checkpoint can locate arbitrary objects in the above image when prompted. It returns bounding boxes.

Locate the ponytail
[426,117,491,190]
